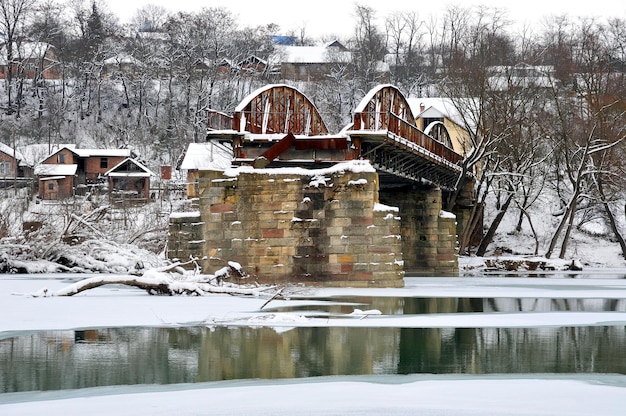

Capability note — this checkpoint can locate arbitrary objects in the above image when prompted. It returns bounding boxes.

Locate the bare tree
[131,3,169,32]
[537,18,626,259]
[351,4,386,91]
[434,6,518,254]
[385,10,426,95]
[0,0,34,115]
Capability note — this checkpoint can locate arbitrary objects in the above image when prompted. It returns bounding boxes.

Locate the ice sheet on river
[3,273,626,334]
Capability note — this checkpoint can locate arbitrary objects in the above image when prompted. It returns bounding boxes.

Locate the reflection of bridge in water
[205,84,468,191]
[169,84,477,285]
[4,318,625,392]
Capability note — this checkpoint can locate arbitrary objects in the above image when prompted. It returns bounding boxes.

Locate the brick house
[34,163,77,200]
[0,40,61,80]
[0,142,23,177]
[0,142,33,188]
[35,146,134,200]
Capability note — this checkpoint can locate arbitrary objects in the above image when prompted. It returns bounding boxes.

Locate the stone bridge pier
[380,185,458,276]
[168,163,464,288]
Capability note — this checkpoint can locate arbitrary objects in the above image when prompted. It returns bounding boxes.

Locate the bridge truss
[204,84,467,190]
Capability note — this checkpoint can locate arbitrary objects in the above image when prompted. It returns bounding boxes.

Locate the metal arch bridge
[204,84,466,190]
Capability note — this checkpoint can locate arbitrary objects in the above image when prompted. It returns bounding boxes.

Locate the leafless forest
[1,0,625,268]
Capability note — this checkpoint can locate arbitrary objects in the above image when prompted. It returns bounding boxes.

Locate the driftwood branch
[32,261,273,298]
[260,288,285,309]
[56,276,178,296]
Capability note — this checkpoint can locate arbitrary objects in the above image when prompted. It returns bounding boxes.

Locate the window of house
[0,161,10,175]
[422,117,442,131]
[48,183,54,190]
[100,158,108,169]
[57,154,65,163]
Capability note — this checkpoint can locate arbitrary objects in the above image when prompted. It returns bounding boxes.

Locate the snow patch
[348,308,382,316]
[374,203,399,212]
[439,210,456,219]
[247,313,309,324]
[169,211,201,219]
[223,160,376,179]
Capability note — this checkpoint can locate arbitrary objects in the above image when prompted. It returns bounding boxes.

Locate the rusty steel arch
[424,120,453,149]
[352,84,417,131]
[233,84,329,136]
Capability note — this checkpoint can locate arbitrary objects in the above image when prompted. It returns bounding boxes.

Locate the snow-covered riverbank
[3,374,625,416]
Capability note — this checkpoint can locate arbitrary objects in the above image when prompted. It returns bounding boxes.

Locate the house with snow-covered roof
[487,64,555,92]
[270,40,353,81]
[407,97,473,157]
[104,158,155,203]
[103,54,144,78]
[35,146,136,199]
[0,142,26,176]
[34,163,77,199]
[271,40,390,82]
[0,40,61,80]
[0,142,33,188]
[179,142,233,198]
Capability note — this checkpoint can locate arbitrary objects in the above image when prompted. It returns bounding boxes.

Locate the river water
[2,274,626,393]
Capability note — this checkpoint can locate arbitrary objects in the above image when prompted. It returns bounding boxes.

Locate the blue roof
[271,35,296,46]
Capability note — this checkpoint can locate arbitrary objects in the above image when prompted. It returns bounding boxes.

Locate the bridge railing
[206,109,234,130]
[388,113,463,165]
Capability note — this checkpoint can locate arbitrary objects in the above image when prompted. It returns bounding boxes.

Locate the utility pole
[11,124,17,196]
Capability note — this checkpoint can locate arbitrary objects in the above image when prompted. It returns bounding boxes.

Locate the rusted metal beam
[254,133,296,168]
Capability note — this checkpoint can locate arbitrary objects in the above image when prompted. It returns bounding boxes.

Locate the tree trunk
[546,138,591,259]
[120,74,131,117]
[601,200,626,259]
[515,200,539,255]
[515,190,531,232]
[33,263,261,297]
[458,201,483,255]
[558,197,578,259]
[596,177,626,259]
[545,193,576,259]
[457,173,490,254]
[476,190,514,256]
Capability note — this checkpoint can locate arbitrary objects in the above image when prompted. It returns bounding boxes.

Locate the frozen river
[2,270,626,414]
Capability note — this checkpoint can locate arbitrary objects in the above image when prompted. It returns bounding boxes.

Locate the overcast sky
[105,0,626,38]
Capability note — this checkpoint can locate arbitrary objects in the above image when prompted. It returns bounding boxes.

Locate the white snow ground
[2,273,626,415]
[2,375,625,416]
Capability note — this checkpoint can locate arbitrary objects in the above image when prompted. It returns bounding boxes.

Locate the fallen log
[31,262,274,298]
